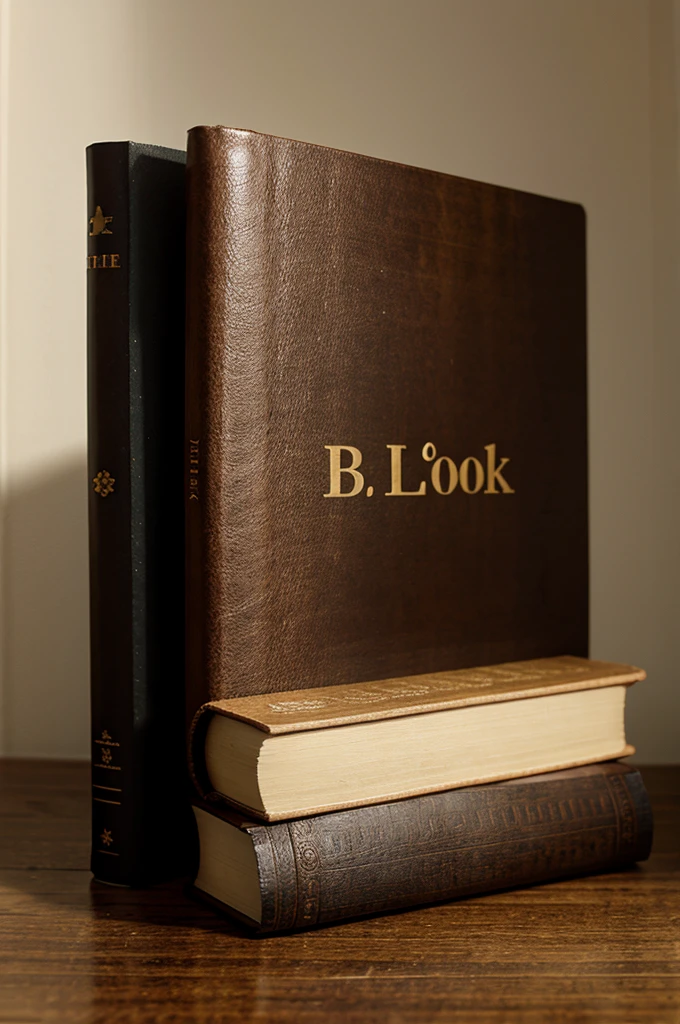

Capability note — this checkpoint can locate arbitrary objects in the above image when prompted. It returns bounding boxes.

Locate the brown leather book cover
[185,125,588,717]
[191,762,653,934]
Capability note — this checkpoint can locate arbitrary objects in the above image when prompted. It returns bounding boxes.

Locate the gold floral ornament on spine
[93,470,115,497]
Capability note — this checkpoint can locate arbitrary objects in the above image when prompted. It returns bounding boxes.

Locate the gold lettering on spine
[324,445,364,497]
[484,443,515,494]
[188,439,200,501]
[87,253,121,269]
[385,445,426,496]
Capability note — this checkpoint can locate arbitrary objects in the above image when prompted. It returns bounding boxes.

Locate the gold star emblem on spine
[100,829,113,846]
[89,206,113,235]
[93,470,115,497]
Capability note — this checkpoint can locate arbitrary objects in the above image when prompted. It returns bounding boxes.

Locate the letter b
[324,446,365,497]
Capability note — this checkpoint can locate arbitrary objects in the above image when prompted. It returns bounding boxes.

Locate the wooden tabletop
[1,759,678,1023]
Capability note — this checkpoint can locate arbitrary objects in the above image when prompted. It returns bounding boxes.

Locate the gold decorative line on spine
[93,797,121,805]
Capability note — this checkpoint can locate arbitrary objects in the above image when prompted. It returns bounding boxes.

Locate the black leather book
[86,141,189,885]
[192,761,653,933]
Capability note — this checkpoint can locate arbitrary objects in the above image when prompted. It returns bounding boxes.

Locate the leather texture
[185,126,588,717]
[193,761,653,933]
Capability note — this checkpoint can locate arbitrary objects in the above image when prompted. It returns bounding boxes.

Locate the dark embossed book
[185,125,588,718]
[87,141,189,885]
[191,762,652,933]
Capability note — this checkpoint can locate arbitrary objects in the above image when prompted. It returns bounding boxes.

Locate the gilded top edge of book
[205,656,644,735]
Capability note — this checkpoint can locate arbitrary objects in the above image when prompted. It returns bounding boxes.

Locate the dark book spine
[87,142,189,885]
[87,143,134,884]
[242,764,652,932]
[184,131,209,727]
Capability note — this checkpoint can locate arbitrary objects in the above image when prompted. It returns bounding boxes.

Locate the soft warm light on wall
[0,0,678,760]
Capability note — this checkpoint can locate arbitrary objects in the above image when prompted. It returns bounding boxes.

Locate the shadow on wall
[3,456,91,758]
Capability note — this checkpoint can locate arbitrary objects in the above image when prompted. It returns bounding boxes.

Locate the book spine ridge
[88,142,190,885]
[186,128,273,712]
[251,822,298,932]
[185,130,210,722]
[87,143,134,885]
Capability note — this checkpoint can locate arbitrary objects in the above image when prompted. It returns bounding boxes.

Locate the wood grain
[0,758,678,1023]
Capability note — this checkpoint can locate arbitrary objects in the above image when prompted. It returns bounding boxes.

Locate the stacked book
[190,658,650,932]
[86,127,652,929]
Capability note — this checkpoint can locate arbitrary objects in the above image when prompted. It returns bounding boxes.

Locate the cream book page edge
[217,747,635,822]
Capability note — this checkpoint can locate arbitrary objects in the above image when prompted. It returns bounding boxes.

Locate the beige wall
[0,0,677,760]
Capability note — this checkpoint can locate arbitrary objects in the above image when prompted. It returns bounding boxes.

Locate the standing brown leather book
[185,126,588,716]
[192,762,652,934]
